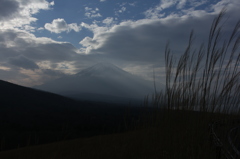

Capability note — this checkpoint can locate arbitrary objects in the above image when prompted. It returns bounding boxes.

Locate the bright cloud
[102,17,115,26]
[144,0,209,19]
[0,0,54,31]
[114,3,128,16]
[79,0,240,64]
[37,27,44,31]
[85,7,102,18]
[118,7,126,13]
[44,18,81,33]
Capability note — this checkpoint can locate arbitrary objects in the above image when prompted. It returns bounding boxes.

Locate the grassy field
[0,9,239,159]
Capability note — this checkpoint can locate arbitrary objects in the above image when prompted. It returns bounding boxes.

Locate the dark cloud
[24,43,79,62]
[86,18,211,62]
[0,30,18,41]
[0,29,86,86]
[42,69,67,77]
[8,55,39,70]
[0,0,20,21]
[0,29,80,62]
[0,47,18,61]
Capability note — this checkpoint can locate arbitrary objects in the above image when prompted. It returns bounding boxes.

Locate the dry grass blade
[153,9,240,114]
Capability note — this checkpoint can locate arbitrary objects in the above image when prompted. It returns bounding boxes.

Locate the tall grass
[153,9,240,114]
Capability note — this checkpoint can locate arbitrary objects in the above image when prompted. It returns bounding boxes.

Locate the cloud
[0,1,100,86]
[0,0,20,21]
[85,7,102,18]
[115,3,128,16]
[144,0,209,19]
[37,27,44,31]
[0,68,29,83]
[0,28,89,86]
[177,0,187,9]
[8,55,39,70]
[79,37,100,54]
[100,0,106,2]
[79,0,240,64]
[44,18,81,34]
[129,2,137,7]
[144,0,173,19]
[24,43,79,62]
[1,0,240,88]
[0,0,54,31]
[160,0,177,9]
[77,0,240,86]
[102,17,115,26]
[119,7,126,13]
[41,69,67,77]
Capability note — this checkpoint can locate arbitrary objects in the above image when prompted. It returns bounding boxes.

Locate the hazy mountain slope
[34,62,164,103]
[0,79,148,150]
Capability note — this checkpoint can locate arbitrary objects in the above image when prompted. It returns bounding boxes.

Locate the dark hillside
[0,80,145,151]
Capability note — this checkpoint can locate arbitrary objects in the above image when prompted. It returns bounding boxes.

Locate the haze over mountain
[34,62,164,104]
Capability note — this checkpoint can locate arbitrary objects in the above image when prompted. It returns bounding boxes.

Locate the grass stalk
[155,9,240,114]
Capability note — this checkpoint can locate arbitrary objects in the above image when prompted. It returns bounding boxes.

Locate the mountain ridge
[34,62,163,104]
[76,62,129,77]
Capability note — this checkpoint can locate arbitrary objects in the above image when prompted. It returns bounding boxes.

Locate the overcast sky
[0,0,239,86]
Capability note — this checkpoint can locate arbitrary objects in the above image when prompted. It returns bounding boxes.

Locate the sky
[0,0,239,87]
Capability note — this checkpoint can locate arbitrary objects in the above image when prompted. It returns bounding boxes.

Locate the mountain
[76,62,129,77]
[0,79,77,111]
[34,62,164,104]
[0,79,148,150]
[0,79,84,131]
[0,79,81,149]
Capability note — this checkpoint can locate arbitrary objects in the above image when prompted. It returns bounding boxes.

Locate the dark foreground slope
[1,109,234,159]
[0,80,146,151]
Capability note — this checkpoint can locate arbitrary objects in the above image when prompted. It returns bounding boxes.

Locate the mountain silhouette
[34,62,163,104]
[76,62,129,77]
